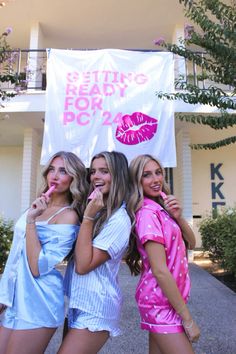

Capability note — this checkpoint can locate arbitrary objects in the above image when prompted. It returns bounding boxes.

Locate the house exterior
[0,0,235,247]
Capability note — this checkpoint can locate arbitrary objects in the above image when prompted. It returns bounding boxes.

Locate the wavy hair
[39,151,89,222]
[126,154,170,275]
[89,151,132,238]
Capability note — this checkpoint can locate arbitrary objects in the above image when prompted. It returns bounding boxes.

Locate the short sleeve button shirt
[135,197,190,309]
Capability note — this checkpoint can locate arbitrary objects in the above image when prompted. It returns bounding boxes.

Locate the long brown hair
[125,154,170,275]
[89,151,132,238]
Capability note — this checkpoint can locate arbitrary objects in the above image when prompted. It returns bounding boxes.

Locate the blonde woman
[0,151,88,354]
[126,154,200,354]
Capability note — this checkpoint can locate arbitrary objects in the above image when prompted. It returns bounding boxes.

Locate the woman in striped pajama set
[58,151,132,354]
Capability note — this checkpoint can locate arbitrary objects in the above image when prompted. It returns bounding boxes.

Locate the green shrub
[199,208,236,277]
[0,216,13,273]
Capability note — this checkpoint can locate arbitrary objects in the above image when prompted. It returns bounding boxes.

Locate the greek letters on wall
[210,163,225,210]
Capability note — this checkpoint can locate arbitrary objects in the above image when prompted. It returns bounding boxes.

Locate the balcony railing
[0,49,47,91]
[0,49,232,92]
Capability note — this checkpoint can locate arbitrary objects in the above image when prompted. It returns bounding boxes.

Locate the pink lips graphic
[115,112,158,145]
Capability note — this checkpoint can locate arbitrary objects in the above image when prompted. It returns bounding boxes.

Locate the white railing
[0,49,232,92]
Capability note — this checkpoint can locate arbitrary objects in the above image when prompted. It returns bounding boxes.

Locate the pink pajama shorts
[139,305,184,334]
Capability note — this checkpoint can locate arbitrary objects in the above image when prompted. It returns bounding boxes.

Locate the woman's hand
[164,195,182,220]
[26,196,48,223]
[182,318,200,343]
[84,189,104,219]
[164,195,196,249]
[0,303,7,314]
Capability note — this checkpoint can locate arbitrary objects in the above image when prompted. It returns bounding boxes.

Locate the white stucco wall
[0,145,42,223]
[0,147,23,222]
[190,125,236,247]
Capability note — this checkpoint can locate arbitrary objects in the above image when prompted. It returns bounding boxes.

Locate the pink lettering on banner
[102,71,112,82]
[135,74,148,84]
[82,72,90,83]
[63,112,90,125]
[74,97,89,110]
[63,70,150,128]
[116,84,128,97]
[103,84,115,96]
[64,96,74,110]
[102,111,123,125]
[66,71,79,83]
[63,111,124,126]
[64,96,103,111]
[77,112,90,125]
[65,71,149,85]
[63,112,75,124]
[79,84,89,95]
[91,97,103,110]
[92,71,99,82]
[65,83,128,98]
[66,84,90,96]
[89,84,101,95]
[111,72,119,83]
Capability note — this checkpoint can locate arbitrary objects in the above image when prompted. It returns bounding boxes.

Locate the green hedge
[199,208,236,277]
[0,216,13,273]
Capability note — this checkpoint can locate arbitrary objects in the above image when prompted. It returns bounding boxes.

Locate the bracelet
[182,319,194,329]
[83,215,95,221]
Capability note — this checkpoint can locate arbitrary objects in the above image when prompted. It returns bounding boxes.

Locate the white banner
[41,49,176,167]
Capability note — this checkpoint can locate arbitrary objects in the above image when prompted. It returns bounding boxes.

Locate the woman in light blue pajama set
[58,151,132,354]
[0,151,88,354]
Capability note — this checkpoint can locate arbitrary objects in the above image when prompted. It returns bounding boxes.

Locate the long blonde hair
[126,154,170,275]
[40,151,89,222]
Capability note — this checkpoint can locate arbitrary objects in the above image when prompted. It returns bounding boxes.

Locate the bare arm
[145,241,200,342]
[164,195,196,249]
[25,196,48,277]
[74,219,110,274]
[74,189,110,275]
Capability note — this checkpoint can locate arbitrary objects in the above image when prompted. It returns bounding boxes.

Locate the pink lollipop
[160,191,167,201]
[32,185,55,208]
[44,185,56,197]
[88,188,100,200]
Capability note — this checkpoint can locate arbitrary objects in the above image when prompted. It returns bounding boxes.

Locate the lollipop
[160,191,167,201]
[88,188,100,200]
[44,185,56,197]
[32,185,56,209]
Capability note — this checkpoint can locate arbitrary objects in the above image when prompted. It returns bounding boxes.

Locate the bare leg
[150,332,195,354]
[0,326,12,354]
[149,332,162,354]
[4,327,56,354]
[58,328,109,354]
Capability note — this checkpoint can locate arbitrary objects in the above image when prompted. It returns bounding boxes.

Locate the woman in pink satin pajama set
[135,196,191,334]
[126,154,200,354]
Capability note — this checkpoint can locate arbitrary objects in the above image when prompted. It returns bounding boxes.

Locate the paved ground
[46,262,236,354]
[1,262,236,353]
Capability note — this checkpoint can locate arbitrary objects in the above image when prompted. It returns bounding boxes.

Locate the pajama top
[64,204,131,326]
[0,207,78,329]
[135,197,191,334]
